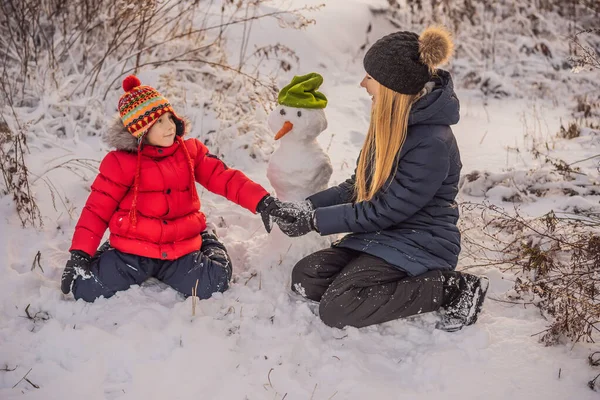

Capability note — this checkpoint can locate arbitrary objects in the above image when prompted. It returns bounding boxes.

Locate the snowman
[267,73,333,202]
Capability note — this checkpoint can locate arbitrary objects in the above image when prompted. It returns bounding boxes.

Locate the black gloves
[257,195,292,233]
[257,195,315,235]
[272,200,317,237]
[201,231,232,280]
[61,250,92,295]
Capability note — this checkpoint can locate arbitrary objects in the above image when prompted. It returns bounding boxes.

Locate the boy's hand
[61,250,92,295]
[256,195,281,233]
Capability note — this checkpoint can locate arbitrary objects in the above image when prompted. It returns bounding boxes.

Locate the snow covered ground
[1,0,599,398]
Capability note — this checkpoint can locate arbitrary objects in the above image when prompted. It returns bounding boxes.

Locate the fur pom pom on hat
[363,26,454,94]
[419,26,454,71]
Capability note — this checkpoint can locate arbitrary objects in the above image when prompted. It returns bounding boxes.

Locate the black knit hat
[363,27,454,95]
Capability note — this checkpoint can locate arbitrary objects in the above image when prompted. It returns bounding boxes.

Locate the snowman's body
[267,140,332,202]
[266,105,332,202]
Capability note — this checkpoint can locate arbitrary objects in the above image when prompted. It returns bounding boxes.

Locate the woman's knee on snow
[318,294,352,328]
[291,257,325,301]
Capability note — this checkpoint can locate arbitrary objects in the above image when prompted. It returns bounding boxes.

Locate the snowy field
[1,0,599,399]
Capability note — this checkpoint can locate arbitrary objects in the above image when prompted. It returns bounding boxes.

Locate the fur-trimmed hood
[104,115,191,152]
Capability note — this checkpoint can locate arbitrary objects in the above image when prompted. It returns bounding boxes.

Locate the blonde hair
[354,25,454,203]
[354,85,419,202]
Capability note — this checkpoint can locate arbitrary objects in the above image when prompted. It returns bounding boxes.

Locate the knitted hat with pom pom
[363,26,454,95]
[118,75,182,138]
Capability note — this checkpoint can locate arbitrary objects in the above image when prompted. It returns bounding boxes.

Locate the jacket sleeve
[192,139,269,213]
[70,152,132,256]
[307,174,356,208]
[314,138,450,235]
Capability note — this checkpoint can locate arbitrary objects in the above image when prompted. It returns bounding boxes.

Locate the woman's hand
[272,201,317,237]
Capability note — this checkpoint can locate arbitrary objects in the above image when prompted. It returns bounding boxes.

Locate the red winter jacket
[70,117,268,260]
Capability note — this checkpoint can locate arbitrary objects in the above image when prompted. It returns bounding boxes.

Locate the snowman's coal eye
[297,111,302,117]
[280,108,286,116]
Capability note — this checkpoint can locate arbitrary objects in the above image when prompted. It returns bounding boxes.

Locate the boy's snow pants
[72,232,232,302]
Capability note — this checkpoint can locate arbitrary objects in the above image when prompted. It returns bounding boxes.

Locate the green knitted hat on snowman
[278,72,328,109]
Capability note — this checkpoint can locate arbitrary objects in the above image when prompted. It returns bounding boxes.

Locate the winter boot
[436,271,489,332]
[201,231,232,280]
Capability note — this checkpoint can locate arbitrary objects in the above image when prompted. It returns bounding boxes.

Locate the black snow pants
[291,247,444,328]
[72,232,232,302]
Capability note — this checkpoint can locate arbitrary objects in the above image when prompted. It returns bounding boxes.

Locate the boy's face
[146,112,176,147]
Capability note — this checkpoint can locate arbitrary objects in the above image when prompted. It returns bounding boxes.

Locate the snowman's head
[268,105,327,143]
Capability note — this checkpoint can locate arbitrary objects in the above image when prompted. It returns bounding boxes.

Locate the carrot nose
[274,121,293,140]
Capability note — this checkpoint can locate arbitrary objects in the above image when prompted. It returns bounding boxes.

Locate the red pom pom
[122,75,141,92]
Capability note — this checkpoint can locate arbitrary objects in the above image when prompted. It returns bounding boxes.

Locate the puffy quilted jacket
[70,117,268,259]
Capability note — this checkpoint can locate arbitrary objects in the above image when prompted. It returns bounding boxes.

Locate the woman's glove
[61,250,92,294]
[272,200,317,237]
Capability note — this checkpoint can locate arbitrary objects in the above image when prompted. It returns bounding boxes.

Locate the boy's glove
[61,250,92,295]
[272,201,317,237]
[256,195,286,233]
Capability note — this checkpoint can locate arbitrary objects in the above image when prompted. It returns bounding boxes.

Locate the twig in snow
[277,244,293,266]
[31,251,43,273]
[589,351,600,366]
[12,368,34,389]
[310,383,318,400]
[25,377,39,389]
[191,279,199,317]
[326,131,336,152]
[558,368,562,379]
[328,391,338,399]
[267,368,274,388]
[23,304,49,323]
[479,130,489,145]
[1,364,17,372]
[224,306,235,316]
[530,327,552,338]
[244,271,257,285]
[568,153,600,167]
[589,372,600,391]
[488,296,533,306]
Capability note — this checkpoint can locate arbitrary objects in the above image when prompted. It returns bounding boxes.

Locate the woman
[272,26,488,332]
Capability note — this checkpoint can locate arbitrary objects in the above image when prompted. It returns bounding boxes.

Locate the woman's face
[146,112,176,147]
[360,74,380,104]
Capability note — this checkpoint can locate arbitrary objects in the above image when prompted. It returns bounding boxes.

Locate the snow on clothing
[308,70,462,277]
[292,247,444,329]
[73,232,232,302]
[70,117,269,260]
[68,116,269,301]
